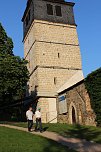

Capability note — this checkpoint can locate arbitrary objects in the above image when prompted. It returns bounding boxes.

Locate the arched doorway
[72,106,76,124]
[69,103,77,124]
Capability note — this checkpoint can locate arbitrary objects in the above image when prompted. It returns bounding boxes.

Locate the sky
[0,0,101,77]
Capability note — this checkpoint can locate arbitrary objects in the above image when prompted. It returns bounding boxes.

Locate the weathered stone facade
[37,97,57,123]
[22,0,83,123]
[57,81,96,126]
[24,20,82,95]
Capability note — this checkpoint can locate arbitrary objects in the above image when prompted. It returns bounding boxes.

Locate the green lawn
[0,126,76,152]
[3,122,101,144]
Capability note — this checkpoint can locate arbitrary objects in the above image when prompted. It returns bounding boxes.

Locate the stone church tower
[22,0,82,122]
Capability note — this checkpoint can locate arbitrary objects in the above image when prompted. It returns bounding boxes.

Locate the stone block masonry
[23,0,83,123]
[24,20,82,122]
[57,82,96,126]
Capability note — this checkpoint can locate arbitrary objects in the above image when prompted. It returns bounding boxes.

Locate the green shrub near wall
[85,68,101,126]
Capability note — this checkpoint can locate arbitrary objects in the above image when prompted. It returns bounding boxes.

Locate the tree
[0,23,29,105]
[0,23,13,55]
[85,68,101,126]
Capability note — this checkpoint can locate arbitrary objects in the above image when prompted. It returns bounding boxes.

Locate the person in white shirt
[26,106,34,132]
[35,108,43,132]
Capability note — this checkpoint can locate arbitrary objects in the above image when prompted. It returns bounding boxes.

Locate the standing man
[35,108,43,133]
[26,106,34,132]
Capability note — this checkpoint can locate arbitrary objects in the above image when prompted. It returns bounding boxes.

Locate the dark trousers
[35,118,42,131]
[28,120,33,131]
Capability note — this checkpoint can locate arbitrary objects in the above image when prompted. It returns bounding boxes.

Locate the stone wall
[37,67,77,96]
[37,97,57,123]
[24,20,82,95]
[23,0,82,123]
[24,20,81,69]
[57,81,96,126]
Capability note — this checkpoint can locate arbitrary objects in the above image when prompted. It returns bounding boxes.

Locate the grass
[2,122,101,144]
[0,126,76,152]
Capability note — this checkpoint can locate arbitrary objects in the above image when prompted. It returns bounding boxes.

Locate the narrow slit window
[58,53,60,58]
[47,4,53,15]
[54,77,57,85]
[55,5,62,17]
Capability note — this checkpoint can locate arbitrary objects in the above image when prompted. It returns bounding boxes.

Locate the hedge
[85,67,101,126]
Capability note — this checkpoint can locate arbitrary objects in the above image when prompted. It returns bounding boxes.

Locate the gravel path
[0,124,101,152]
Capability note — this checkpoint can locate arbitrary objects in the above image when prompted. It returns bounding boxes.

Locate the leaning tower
[22,0,82,123]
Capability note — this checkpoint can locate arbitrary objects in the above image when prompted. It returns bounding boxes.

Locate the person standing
[35,108,43,133]
[26,106,34,132]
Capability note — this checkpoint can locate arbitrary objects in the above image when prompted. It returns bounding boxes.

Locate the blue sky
[0,0,101,77]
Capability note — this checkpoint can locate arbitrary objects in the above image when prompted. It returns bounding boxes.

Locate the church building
[22,0,96,125]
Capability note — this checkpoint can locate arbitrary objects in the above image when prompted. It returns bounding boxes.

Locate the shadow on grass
[43,145,76,152]
[64,124,101,143]
[43,126,49,131]
[0,126,76,152]
[1,121,101,144]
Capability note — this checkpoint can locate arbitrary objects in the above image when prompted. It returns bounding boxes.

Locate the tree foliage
[0,23,13,55]
[0,23,29,105]
[85,68,101,126]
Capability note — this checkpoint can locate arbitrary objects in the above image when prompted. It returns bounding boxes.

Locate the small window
[55,5,62,16]
[54,77,57,85]
[58,53,60,58]
[47,4,53,15]
[63,113,67,115]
